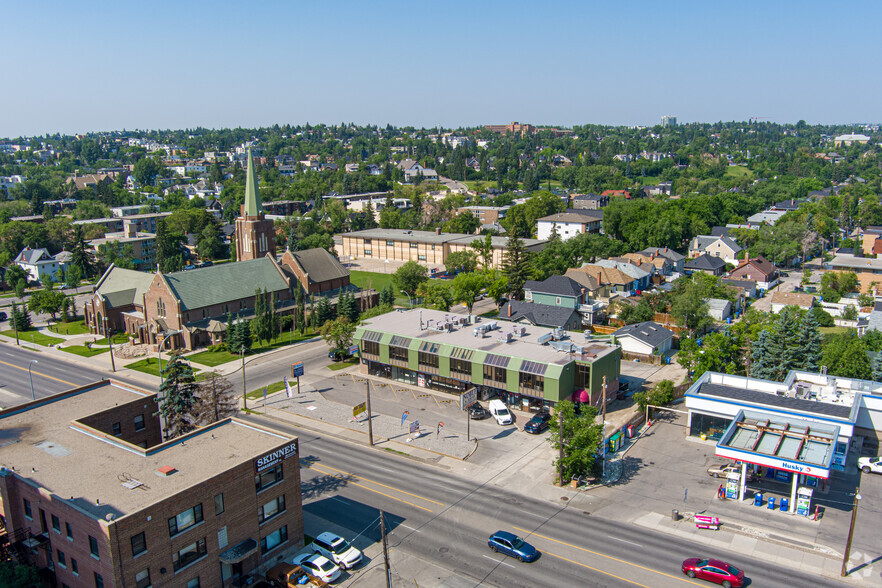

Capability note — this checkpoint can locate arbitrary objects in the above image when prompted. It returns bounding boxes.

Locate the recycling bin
[780,498,789,512]
[768,496,776,510]
[754,492,763,507]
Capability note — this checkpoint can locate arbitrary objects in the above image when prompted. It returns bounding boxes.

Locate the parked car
[488,399,513,425]
[681,558,745,587]
[0,311,6,321]
[487,531,539,563]
[707,464,756,482]
[266,562,328,588]
[312,532,362,570]
[328,348,354,362]
[524,413,551,434]
[858,456,882,475]
[291,554,341,584]
[468,403,490,420]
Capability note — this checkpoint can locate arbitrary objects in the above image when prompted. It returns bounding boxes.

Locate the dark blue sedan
[488,531,539,562]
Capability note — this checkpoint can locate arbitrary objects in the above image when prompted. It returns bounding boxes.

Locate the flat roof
[695,381,853,419]
[0,381,291,521]
[358,308,617,365]
[343,228,545,248]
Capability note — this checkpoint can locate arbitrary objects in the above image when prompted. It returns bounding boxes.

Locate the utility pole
[241,347,247,410]
[104,317,116,373]
[366,379,374,446]
[841,487,862,576]
[602,375,608,478]
[558,409,565,486]
[11,301,20,346]
[379,510,392,588]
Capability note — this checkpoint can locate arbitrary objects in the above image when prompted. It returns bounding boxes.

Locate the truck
[266,563,329,588]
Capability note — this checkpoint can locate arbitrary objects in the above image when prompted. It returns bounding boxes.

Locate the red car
[681,558,745,588]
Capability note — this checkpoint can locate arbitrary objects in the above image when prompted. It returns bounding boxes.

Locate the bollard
[672,509,679,522]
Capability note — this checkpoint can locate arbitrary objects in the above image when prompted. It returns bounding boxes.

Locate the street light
[841,488,862,576]
[240,346,247,410]
[400,290,413,309]
[157,330,181,384]
[103,317,116,373]
[28,360,39,401]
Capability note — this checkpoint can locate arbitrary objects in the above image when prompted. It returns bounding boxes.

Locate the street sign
[353,402,366,418]
[291,362,305,378]
[460,387,477,410]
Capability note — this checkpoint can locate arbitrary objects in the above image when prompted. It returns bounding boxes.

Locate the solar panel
[484,354,510,368]
[451,347,474,360]
[389,335,412,348]
[362,330,383,343]
[520,361,547,376]
[419,341,440,354]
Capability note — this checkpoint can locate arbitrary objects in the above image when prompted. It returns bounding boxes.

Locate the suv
[468,403,490,420]
[524,413,551,434]
[312,532,362,569]
[707,463,756,482]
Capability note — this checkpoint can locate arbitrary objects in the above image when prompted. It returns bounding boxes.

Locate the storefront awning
[218,538,258,564]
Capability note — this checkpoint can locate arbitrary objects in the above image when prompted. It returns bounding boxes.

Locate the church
[84,150,368,351]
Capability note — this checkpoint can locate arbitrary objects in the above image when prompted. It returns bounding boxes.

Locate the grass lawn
[820,326,855,336]
[725,166,754,180]
[188,329,318,367]
[48,320,91,336]
[247,380,287,399]
[350,270,444,306]
[61,345,108,358]
[127,357,162,377]
[328,359,358,371]
[1,329,64,346]
[93,332,131,345]
[479,310,498,318]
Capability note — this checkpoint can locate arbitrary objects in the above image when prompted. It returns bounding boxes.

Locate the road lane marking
[310,463,444,505]
[481,554,515,569]
[514,526,707,586]
[0,359,77,387]
[310,464,435,512]
[543,549,650,588]
[607,535,643,547]
[330,497,349,504]
[396,523,421,533]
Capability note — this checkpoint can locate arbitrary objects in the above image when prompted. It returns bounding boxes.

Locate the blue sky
[2,1,880,137]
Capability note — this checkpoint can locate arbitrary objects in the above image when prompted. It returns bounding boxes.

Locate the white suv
[312,532,362,570]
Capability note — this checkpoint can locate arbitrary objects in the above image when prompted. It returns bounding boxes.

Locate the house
[536,209,603,240]
[566,263,643,299]
[720,277,758,298]
[770,291,816,313]
[770,199,806,212]
[685,253,726,276]
[747,210,787,228]
[571,193,609,210]
[65,173,113,192]
[551,154,572,167]
[728,256,779,290]
[14,247,68,283]
[601,189,631,199]
[613,321,674,356]
[641,247,685,273]
[688,235,742,264]
[595,259,651,290]
[497,299,582,331]
[522,275,594,319]
[280,247,351,295]
[710,226,734,238]
[705,298,732,321]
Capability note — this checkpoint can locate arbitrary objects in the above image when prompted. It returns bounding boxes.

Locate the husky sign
[254,440,299,473]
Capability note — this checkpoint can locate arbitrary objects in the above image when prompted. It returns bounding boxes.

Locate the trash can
[780,498,789,512]
[672,509,679,522]
[768,496,776,510]
[754,492,763,507]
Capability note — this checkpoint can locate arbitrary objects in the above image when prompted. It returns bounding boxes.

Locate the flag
[437,422,444,436]
[401,411,410,426]
[284,377,293,398]
[263,387,268,401]
[409,420,420,434]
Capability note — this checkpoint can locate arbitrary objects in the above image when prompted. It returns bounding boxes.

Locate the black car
[468,403,491,420]
[524,413,551,434]
[0,311,6,321]
[328,348,354,361]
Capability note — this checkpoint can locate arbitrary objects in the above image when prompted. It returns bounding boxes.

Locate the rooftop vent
[156,465,177,477]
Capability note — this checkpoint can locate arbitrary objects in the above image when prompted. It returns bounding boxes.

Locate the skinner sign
[255,440,299,473]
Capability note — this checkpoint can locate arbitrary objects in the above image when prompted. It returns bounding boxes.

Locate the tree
[392,260,428,296]
[133,156,162,186]
[11,302,30,331]
[379,284,396,306]
[822,333,871,379]
[502,234,530,300]
[28,283,66,322]
[197,222,224,260]
[669,282,710,332]
[444,250,478,275]
[798,311,823,372]
[155,219,185,273]
[417,280,453,311]
[470,234,494,270]
[451,272,486,313]
[749,329,777,380]
[0,561,41,587]
[444,212,480,235]
[69,224,95,278]
[158,351,200,439]
[5,265,27,291]
[314,296,335,326]
[13,277,26,299]
[193,371,238,425]
[337,291,360,323]
[320,316,356,353]
[633,380,675,413]
[548,400,603,484]
[63,263,82,289]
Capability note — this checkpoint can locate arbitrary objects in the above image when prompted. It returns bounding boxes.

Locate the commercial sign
[716,446,829,479]
[353,402,367,417]
[291,362,305,378]
[254,440,299,473]
[460,388,477,410]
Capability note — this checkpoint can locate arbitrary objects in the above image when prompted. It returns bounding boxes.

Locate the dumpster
[780,498,789,512]
[754,493,763,507]
[768,496,776,510]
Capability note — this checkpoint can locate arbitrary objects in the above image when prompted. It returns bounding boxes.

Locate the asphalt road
[243,413,850,588]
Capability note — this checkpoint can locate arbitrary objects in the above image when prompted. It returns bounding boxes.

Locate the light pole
[157,331,181,384]
[103,317,116,373]
[841,487,862,576]
[28,360,38,401]
[240,346,247,410]
[400,290,413,309]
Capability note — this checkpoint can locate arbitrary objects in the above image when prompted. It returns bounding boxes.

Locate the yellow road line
[0,359,77,387]
[543,550,650,588]
[513,527,707,586]
[431,395,442,409]
[310,465,434,512]
[311,463,444,506]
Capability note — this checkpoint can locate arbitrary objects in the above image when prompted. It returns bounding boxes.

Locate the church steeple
[243,149,263,216]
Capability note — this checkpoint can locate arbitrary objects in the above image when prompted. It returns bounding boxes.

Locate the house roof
[567,264,634,287]
[731,256,777,279]
[720,278,756,291]
[15,247,53,265]
[710,226,733,238]
[94,265,155,308]
[641,246,685,262]
[770,291,816,308]
[498,300,579,329]
[705,298,731,311]
[690,236,718,251]
[537,209,603,224]
[685,253,726,271]
[524,275,585,297]
[287,247,349,284]
[595,259,650,281]
[163,257,289,311]
[613,321,673,348]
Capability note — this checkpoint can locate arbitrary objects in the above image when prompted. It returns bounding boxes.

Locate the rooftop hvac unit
[514,325,527,337]
[497,332,513,343]
[537,333,553,345]
[485,321,498,331]
[473,325,486,337]
[552,328,567,341]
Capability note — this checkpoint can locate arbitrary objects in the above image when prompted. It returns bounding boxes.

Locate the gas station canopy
[715,410,838,479]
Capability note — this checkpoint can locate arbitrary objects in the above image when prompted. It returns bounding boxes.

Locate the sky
[2,1,880,137]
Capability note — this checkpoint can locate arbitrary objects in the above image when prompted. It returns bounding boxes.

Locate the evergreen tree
[749,330,776,380]
[503,234,530,301]
[69,225,95,278]
[11,302,31,331]
[158,351,199,439]
[295,287,306,335]
[315,296,334,326]
[798,311,824,372]
[239,317,253,352]
[155,219,185,273]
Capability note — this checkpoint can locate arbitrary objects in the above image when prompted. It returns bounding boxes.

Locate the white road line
[397,523,421,533]
[606,535,642,547]
[330,496,349,504]
[482,554,515,568]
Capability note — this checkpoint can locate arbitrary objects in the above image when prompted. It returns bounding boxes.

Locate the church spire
[243,148,263,216]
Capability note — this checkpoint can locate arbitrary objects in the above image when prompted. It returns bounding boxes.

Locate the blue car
[488,531,539,562]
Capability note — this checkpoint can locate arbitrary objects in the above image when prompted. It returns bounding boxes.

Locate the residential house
[720,277,758,299]
[601,189,631,199]
[770,199,806,212]
[595,259,651,291]
[688,235,742,264]
[747,210,786,228]
[14,247,69,283]
[571,193,609,210]
[66,173,113,192]
[613,321,674,356]
[536,209,603,240]
[456,205,510,225]
[621,251,673,276]
[685,253,726,276]
[566,263,643,299]
[497,299,582,330]
[520,275,600,325]
[641,247,685,273]
[728,256,780,290]
[770,291,816,313]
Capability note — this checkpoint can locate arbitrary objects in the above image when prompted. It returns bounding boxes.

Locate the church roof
[163,257,288,311]
[243,149,263,216]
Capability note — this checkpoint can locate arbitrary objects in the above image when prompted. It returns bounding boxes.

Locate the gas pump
[796,487,813,516]
[725,472,740,500]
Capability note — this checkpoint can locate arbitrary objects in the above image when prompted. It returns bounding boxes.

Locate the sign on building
[254,440,299,473]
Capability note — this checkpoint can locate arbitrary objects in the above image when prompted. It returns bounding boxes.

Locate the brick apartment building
[0,380,303,587]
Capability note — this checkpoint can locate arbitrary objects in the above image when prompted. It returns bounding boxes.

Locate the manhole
[582,511,591,516]
[439,547,449,553]
[561,497,569,501]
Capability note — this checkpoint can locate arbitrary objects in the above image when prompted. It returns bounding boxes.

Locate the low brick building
[281,248,350,295]
[0,380,303,587]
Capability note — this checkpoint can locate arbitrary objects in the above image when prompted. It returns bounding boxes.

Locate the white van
[488,399,513,425]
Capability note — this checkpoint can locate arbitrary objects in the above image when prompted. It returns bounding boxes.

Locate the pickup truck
[266,563,328,588]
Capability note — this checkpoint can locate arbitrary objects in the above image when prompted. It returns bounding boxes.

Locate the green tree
[417,280,453,311]
[133,156,162,186]
[158,351,200,439]
[633,380,675,413]
[11,301,30,331]
[320,316,356,353]
[314,296,335,326]
[63,263,82,289]
[669,282,710,332]
[470,234,494,270]
[444,250,478,274]
[451,271,486,313]
[379,284,396,306]
[392,260,429,296]
[502,234,530,300]
[0,561,41,587]
[549,400,603,484]
[444,212,481,234]
[69,224,95,278]
[28,283,66,322]
[155,219,185,273]
[197,222,224,260]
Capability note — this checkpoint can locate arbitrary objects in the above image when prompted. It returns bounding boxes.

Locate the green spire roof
[243,148,263,216]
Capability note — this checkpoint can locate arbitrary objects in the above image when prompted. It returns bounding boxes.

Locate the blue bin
[754,493,763,507]
[780,498,789,512]
[768,496,776,510]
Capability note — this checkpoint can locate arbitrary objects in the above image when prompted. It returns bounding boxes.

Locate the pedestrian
[718,484,724,500]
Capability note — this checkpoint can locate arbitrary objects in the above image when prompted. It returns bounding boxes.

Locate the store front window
[689,413,732,440]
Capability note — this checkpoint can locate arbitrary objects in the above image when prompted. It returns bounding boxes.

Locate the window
[518,372,545,392]
[89,535,100,558]
[417,255,426,261]
[385,240,394,246]
[255,464,283,492]
[556,297,561,305]
[363,340,380,356]
[483,364,507,384]
[23,498,32,519]
[169,504,203,536]
[57,549,66,567]
[214,493,224,516]
[135,569,151,588]
[66,522,73,540]
[409,243,418,248]
[186,578,200,588]
[71,558,78,575]
[389,346,408,363]
[417,351,439,370]
[133,414,145,431]
[111,422,122,436]
[50,514,60,532]
[94,573,104,588]
[260,525,288,554]
[450,358,471,377]
[363,249,372,255]
[363,239,371,246]
[131,531,146,557]
[258,495,286,524]
[173,538,207,572]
